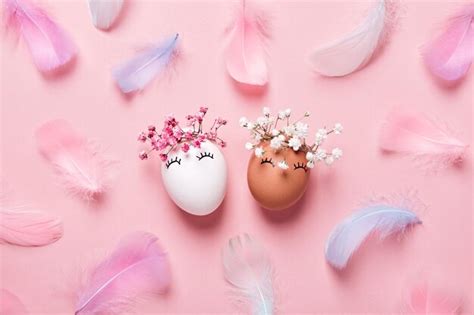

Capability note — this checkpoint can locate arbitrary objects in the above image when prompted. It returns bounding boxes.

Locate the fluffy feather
[3,0,76,72]
[409,283,462,314]
[308,0,393,77]
[0,289,28,315]
[325,203,421,269]
[222,234,274,315]
[422,4,474,82]
[0,206,63,247]
[224,0,269,86]
[87,0,124,31]
[379,110,467,167]
[35,119,113,200]
[75,231,171,314]
[112,33,179,93]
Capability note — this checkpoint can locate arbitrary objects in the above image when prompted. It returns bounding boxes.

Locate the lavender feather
[112,33,179,93]
[325,204,422,269]
[75,231,170,314]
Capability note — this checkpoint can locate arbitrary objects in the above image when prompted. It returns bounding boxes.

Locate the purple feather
[325,204,421,269]
[76,231,171,314]
[112,33,179,93]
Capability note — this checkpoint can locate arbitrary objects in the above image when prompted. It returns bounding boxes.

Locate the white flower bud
[245,142,254,150]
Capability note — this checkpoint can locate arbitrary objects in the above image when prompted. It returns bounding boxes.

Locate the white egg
[161,141,227,216]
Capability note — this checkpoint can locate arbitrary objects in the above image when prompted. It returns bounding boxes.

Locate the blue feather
[325,204,422,269]
[112,33,179,93]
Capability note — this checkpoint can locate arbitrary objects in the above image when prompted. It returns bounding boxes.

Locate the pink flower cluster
[138,107,227,161]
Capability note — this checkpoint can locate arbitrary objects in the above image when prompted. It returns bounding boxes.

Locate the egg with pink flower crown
[138,107,227,216]
[240,107,343,211]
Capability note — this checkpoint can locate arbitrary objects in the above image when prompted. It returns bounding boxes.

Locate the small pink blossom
[159,153,168,161]
[139,151,148,160]
[193,140,201,148]
[200,106,208,114]
[137,133,147,142]
[181,143,190,152]
[148,125,156,132]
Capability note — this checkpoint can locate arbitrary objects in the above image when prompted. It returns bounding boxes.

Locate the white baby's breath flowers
[295,122,309,138]
[245,142,254,150]
[278,160,289,170]
[239,108,343,171]
[255,147,265,158]
[315,148,327,161]
[325,155,335,165]
[270,134,285,149]
[256,116,268,126]
[288,137,302,151]
[283,125,296,136]
[263,107,271,116]
[332,148,343,159]
[334,123,343,134]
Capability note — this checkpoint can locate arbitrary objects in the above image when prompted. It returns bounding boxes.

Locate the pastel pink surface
[0,1,472,314]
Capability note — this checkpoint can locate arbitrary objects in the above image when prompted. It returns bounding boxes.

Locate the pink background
[1,0,472,313]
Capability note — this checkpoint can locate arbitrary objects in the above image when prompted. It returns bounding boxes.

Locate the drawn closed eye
[196,152,214,161]
[166,157,181,169]
[261,157,274,167]
[293,162,307,172]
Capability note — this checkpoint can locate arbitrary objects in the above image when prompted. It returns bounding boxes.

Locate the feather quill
[0,289,28,315]
[75,231,171,314]
[222,234,274,315]
[308,0,393,77]
[409,283,462,314]
[35,119,113,200]
[422,4,474,82]
[0,206,63,247]
[224,0,269,86]
[87,0,124,31]
[325,203,421,269]
[3,0,76,72]
[112,33,179,94]
[379,110,467,167]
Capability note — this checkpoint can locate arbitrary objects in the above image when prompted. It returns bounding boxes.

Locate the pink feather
[76,231,171,314]
[35,120,113,200]
[0,206,63,247]
[4,0,76,72]
[0,289,28,315]
[379,110,467,167]
[409,283,462,314]
[224,0,269,86]
[422,4,474,82]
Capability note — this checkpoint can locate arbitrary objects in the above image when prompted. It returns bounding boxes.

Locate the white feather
[309,0,388,77]
[88,0,124,30]
[325,204,421,269]
[222,234,274,315]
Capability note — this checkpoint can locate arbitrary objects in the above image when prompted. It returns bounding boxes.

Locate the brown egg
[247,143,310,210]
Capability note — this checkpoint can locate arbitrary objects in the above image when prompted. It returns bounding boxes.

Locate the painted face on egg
[247,144,310,211]
[161,141,227,216]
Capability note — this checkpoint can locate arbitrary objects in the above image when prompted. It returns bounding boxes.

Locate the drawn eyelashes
[294,162,307,172]
[166,157,181,168]
[261,157,274,167]
[196,152,214,161]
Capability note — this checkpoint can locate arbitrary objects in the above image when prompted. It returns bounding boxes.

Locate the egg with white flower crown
[248,143,310,210]
[241,107,343,211]
[138,107,228,216]
[161,141,227,215]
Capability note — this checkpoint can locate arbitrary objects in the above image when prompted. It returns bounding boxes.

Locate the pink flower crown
[138,107,227,161]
